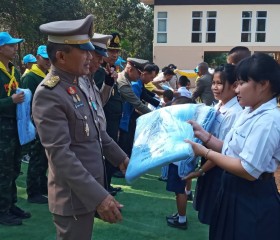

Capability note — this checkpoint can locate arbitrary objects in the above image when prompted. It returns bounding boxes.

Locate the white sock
[185,190,192,195]
[178,215,186,223]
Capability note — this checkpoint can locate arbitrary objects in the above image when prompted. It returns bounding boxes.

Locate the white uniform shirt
[177,87,192,98]
[210,97,242,140]
[222,98,280,178]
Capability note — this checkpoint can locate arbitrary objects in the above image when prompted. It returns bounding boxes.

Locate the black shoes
[166,213,188,230]
[28,194,48,204]
[167,217,188,230]
[108,185,122,196]
[187,191,193,201]
[166,212,179,221]
[10,205,31,219]
[0,212,22,226]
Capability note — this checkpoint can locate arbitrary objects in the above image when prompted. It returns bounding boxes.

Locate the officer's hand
[96,195,123,223]
[119,157,129,175]
[12,92,24,104]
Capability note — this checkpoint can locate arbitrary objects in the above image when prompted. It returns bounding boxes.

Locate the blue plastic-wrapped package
[125,104,216,183]
[16,88,36,145]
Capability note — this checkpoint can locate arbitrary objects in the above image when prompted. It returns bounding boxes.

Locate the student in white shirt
[174,76,192,98]
[186,53,280,240]
[184,63,242,225]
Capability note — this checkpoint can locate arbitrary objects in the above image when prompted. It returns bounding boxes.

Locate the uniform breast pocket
[231,130,246,154]
[74,111,95,142]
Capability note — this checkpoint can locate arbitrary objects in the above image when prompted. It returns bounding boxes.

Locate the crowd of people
[0,13,279,240]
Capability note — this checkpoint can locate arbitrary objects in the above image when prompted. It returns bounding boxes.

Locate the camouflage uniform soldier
[22,45,50,204]
[0,32,31,226]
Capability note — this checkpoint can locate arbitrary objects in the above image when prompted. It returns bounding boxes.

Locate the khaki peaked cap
[39,15,95,51]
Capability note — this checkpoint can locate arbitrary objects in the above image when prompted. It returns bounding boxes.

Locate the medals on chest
[67,86,84,108]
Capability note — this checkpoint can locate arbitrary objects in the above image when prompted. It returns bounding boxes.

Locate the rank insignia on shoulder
[43,76,60,89]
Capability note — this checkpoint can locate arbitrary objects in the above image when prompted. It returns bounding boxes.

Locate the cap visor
[39,53,49,59]
[7,38,24,45]
[78,42,95,51]
[94,49,108,57]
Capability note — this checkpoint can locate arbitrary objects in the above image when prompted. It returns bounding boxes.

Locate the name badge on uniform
[67,86,84,108]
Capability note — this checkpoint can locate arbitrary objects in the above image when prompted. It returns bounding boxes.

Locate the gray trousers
[53,211,95,240]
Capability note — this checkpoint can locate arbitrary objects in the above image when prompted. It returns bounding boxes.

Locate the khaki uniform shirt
[32,66,126,216]
[117,71,151,114]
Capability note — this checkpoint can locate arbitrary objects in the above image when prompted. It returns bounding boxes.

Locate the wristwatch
[198,168,205,176]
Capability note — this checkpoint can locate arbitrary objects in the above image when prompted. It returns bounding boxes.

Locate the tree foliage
[0,0,154,69]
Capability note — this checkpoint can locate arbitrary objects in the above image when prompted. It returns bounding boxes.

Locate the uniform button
[84,116,87,120]
[103,156,105,160]
[99,138,102,142]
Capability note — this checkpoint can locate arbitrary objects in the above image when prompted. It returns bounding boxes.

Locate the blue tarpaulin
[125,104,216,183]
[16,88,36,145]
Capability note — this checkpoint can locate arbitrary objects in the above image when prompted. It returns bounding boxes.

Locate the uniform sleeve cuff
[241,160,262,179]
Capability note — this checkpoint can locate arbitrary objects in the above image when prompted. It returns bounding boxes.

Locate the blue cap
[37,45,49,58]
[23,54,37,64]
[0,32,24,46]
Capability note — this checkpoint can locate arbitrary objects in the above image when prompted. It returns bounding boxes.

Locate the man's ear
[55,51,67,64]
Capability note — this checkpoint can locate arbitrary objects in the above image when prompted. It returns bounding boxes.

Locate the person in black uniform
[94,33,124,193]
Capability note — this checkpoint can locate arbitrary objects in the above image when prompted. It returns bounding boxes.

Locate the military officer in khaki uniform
[32,15,128,240]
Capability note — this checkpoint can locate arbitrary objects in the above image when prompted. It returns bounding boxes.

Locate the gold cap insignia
[114,35,120,44]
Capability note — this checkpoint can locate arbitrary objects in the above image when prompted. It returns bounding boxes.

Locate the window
[206,11,216,43]
[256,11,267,42]
[192,11,203,43]
[157,12,167,43]
[241,11,252,42]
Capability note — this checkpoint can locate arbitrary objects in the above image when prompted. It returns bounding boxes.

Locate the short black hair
[228,46,250,55]
[172,96,194,105]
[168,63,177,70]
[163,68,175,76]
[214,64,236,86]
[235,52,280,96]
[153,64,160,75]
[163,89,174,101]
[143,64,155,74]
[47,42,73,64]
[179,76,190,87]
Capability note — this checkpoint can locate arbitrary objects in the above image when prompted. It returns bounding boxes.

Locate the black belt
[258,172,274,180]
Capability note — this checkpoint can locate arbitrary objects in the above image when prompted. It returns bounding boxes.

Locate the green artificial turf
[0,164,208,240]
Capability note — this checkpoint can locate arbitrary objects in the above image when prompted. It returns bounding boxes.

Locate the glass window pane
[241,33,251,42]
[192,11,202,18]
[158,19,166,32]
[206,33,216,43]
[242,19,251,31]
[158,12,167,18]
[256,33,266,42]
[257,19,266,31]
[207,19,216,31]
[207,11,216,18]
[157,33,167,43]
[242,11,252,18]
[192,19,201,31]
[257,11,267,18]
[192,33,202,43]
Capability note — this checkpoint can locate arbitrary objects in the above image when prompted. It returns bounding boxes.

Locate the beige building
[141,0,280,69]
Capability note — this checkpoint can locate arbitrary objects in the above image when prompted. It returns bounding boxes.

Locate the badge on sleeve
[67,86,84,108]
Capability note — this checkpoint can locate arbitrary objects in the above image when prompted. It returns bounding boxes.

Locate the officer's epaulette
[42,75,60,89]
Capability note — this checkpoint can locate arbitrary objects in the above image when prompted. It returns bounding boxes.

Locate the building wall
[153,4,280,68]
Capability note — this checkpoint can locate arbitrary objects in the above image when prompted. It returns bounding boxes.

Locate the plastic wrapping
[16,88,36,145]
[125,104,216,183]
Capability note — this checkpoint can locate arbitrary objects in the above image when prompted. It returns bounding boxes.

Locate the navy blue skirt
[193,165,223,224]
[210,171,280,240]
